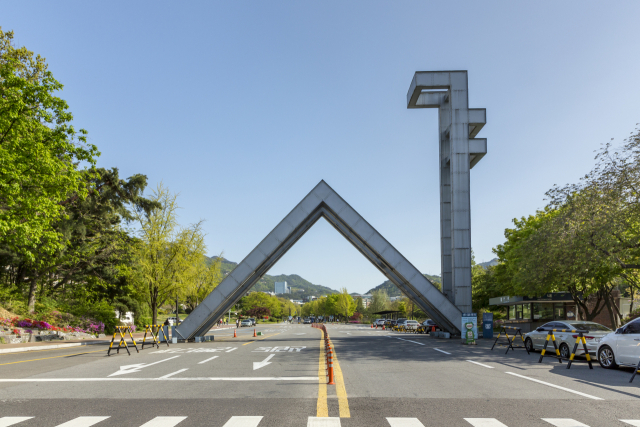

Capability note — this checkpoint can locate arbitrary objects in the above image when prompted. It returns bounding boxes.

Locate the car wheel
[559,343,571,359]
[525,338,534,353]
[598,346,618,369]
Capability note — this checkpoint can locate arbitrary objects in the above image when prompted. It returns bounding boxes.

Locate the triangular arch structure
[176,181,462,339]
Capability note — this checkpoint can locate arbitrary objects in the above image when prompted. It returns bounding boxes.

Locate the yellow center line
[332,342,351,418]
[0,349,106,366]
[242,332,281,345]
[317,329,328,417]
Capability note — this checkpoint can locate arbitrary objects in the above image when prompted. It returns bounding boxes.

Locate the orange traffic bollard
[371,324,373,328]
[327,347,335,385]
[233,329,237,338]
[253,329,257,337]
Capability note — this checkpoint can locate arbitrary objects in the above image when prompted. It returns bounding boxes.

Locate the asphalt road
[0,323,639,426]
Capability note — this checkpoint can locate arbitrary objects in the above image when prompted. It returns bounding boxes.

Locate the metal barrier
[141,324,170,350]
[537,328,593,369]
[630,359,640,383]
[491,326,529,354]
[107,326,139,356]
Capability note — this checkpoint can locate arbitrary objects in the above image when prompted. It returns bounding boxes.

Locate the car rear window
[567,322,611,332]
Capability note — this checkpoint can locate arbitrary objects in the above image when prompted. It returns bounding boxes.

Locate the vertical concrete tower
[407,71,487,314]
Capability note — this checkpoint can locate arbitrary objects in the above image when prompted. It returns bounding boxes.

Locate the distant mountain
[209,257,339,299]
[367,274,442,297]
[477,258,499,269]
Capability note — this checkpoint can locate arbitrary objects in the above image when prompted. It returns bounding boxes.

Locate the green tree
[336,288,356,321]
[134,184,207,324]
[0,29,98,261]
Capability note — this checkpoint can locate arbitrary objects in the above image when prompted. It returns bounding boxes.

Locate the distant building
[289,300,303,304]
[275,281,291,294]
[303,295,318,302]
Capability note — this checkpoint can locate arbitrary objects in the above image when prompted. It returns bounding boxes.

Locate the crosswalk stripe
[222,416,263,427]
[464,419,509,427]
[307,417,341,427]
[542,420,589,427]
[621,422,640,427]
[0,418,34,427]
[55,417,110,427]
[387,417,426,427]
[139,416,188,427]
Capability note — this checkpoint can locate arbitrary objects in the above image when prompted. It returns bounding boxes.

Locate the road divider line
[0,417,34,426]
[158,369,188,379]
[0,377,319,382]
[386,417,426,427]
[396,338,425,346]
[331,343,351,418]
[242,333,281,346]
[198,356,219,364]
[221,416,263,427]
[466,360,494,369]
[139,416,188,427]
[505,372,603,400]
[541,419,589,427]
[464,418,508,427]
[317,329,328,417]
[434,348,451,355]
[0,349,106,366]
[226,348,237,352]
[55,416,110,426]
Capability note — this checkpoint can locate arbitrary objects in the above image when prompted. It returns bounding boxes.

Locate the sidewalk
[0,324,237,354]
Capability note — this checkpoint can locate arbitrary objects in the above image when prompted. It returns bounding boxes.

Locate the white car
[597,318,640,369]
[398,320,420,330]
[524,320,612,358]
[375,319,386,326]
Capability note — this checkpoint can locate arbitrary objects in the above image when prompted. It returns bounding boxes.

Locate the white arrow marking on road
[253,354,275,370]
[108,356,180,377]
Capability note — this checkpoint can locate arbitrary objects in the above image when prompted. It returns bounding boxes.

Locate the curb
[0,340,112,354]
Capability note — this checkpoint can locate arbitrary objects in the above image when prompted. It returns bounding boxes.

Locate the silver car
[524,320,612,359]
[398,320,420,330]
[597,318,640,369]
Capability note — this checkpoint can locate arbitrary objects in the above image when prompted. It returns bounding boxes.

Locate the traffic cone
[382,325,385,330]
[370,324,373,328]
[233,329,237,338]
[253,329,257,337]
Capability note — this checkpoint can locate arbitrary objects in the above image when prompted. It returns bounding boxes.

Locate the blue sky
[4,2,640,294]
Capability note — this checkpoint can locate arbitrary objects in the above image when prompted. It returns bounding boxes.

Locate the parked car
[398,320,420,330]
[524,320,612,358]
[384,319,397,327]
[248,318,256,326]
[375,319,386,326]
[421,319,440,331]
[597,317,640,369]
[240,319,253,327]
[303,318,312,324]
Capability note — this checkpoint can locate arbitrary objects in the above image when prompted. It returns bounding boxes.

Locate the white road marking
[198,356,219,364]
[293,333,306,335]
[506,372,603,400]
[55,417,110,427]
[0,418,34,427]
[139,417,188,427]
[466,360,494,369]
[396,338,425,346]
[159,369,188,379]
[387,417,426,427]
[621,421,640,427]
[0,376,318,382]
[226,347,238,352]
[307,417,341,427]
[433,348,451,355]
[253,354,275,370]
[109,356,180,376]
[222,416,263,427]
[542,419,590,427]
[464,419,508,427]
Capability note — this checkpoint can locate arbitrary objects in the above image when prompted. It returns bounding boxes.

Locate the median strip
[317,328,328,417]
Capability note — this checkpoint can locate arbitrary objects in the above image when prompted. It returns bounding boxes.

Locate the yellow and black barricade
[538,328,593,369]
[491,326,529,354]
[630,358,640,383]
[141,324,170,350]
[107,326,139,356]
